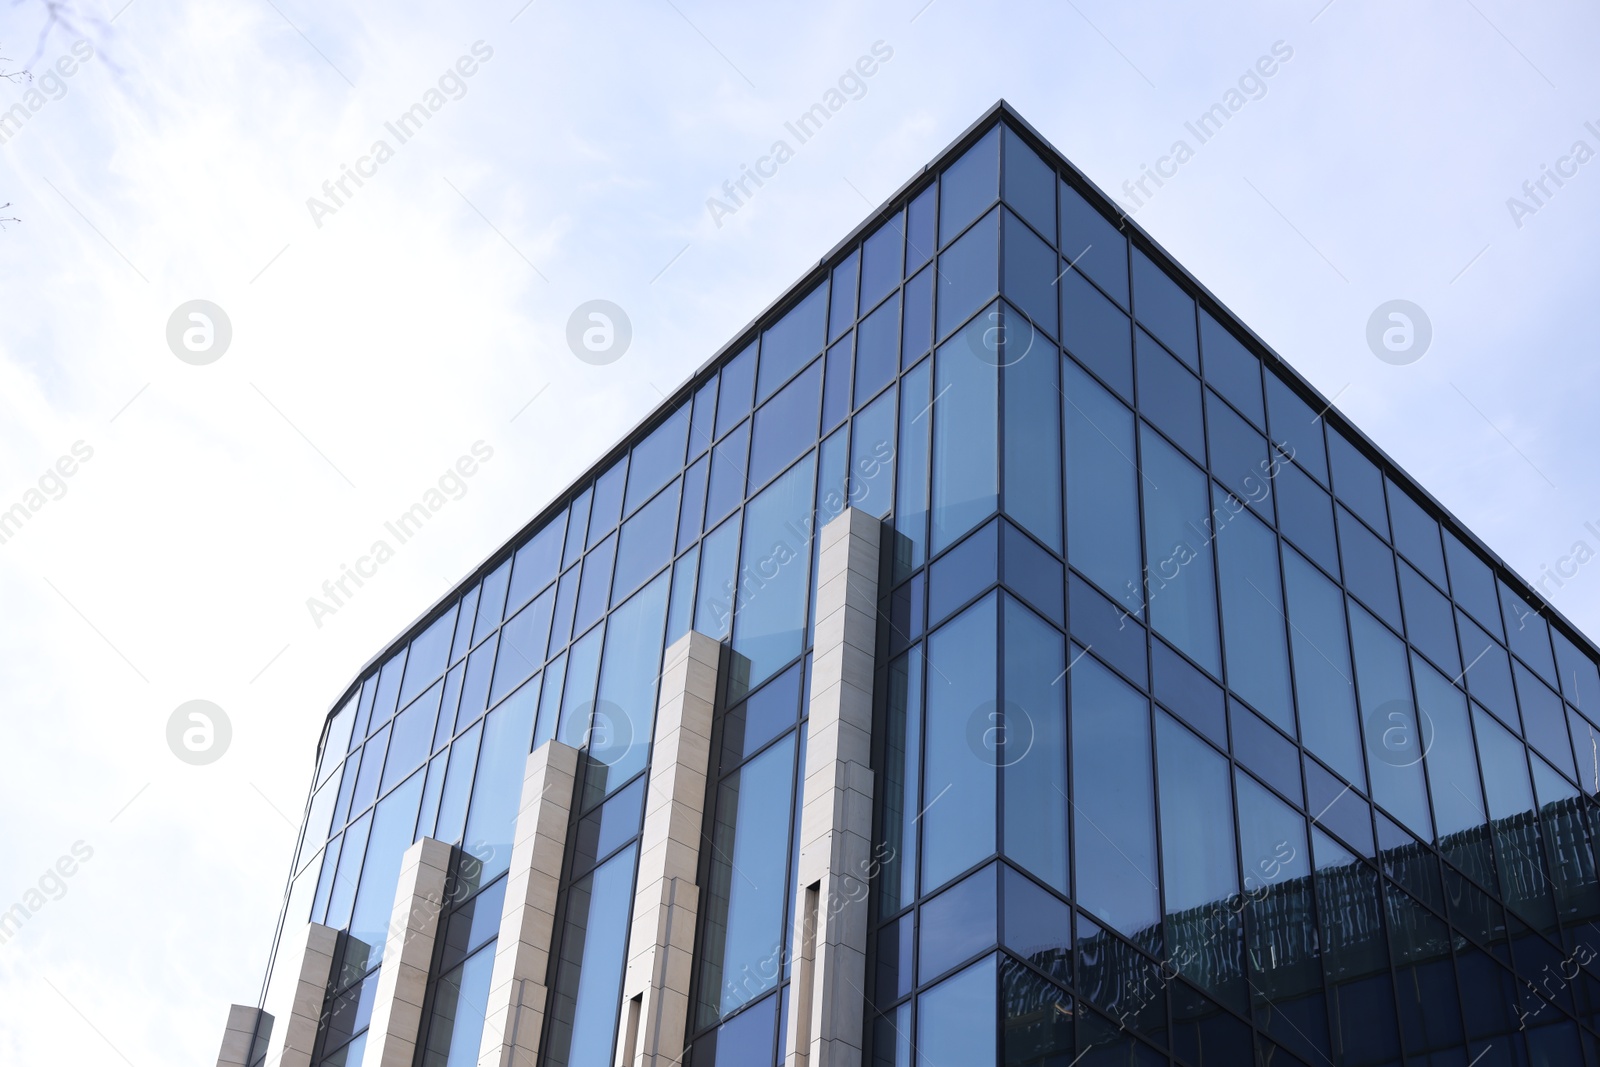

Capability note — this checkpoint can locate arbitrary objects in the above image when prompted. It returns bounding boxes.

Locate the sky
[2,0,1598,1062]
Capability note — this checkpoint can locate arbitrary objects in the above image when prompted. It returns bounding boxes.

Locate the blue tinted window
[507,521,563,614]
[855,291,899,408]
[1064,361,1141,617]
[936,208,999,339]
[1001,521,1063,627]
[757,284,827,402]
[1205,391,1272,517]
[1199,313,1264,427]
[1229,702,1301,804]
[1002,314,1061,551]
[1213,493,1293,731]
[1553,630,1600,713]
[381,685,437,795]
[587,573,669,798]
[449,585,479,665]
[1236,769,1310,898]
[461,685,538,882]
[907,183,936,269]
[732,453,816,697]
[695,515,740,640]
[1413,656,1486,846]
[372,649,407,732]
[623,406,688,516]
[1275,458,1338,575]
[1002,865,1072,983]
[1002,126,1054,236]
[546,569,578,658]
[690,376,718,459]
[1001,210,1058,339]
[572,532,617,634]
[1399,561,1460,674]
[1139,427,1221,674]
[556,625,604,751]
[919,956,997,1067]
[822,333,851,432]
[931,314,999,553]
[1062,271,1133,403]
[895,360,931,579]
[613,485,677,599]
[678,455,708,551]
[434,664,463,749]
[324,810,369,929]
[432,722,479,846]
[1156,710,1238,917]
[1457,609,1516,724]
[695,992,778,1066]
[705,419,750,525]
[417,945,495,1067]
[861,213,904,312]
[748,361,819,493]
[1386,482,1445,586]
[346,770,424,971]
[923,594,997,890]
[1348,602,1433,840]
[1473,708,1552,927]
[665,544,698,647]
[901,266,933,367]
[828,250,858,342]
[1060,180,1128,307]
[700,734,796,1021]
[1131,249,1197,368]
[1073,655,1159,936]
[350,724,389,815]
[587,458,626,545]
[561,490,590,570]
[415,751,445,840]
[720,664,802,768]
[1283,548,1365,788]
[1135,331,1204,462]
[716,343,757,439]
[491,589,553,705]
[940,126,999,244]
[1338,507,1400,628]
[1002,599,1067,891]
[919,864,997,982]
[400,611,454,708]
[1327,431,1387,537]
[880,648,923,914]
[1500,580,1557,682]
[1265,374,1328,485]
[1444,532,1502,638]
[1516,663,1575,779]
[850,387,895,519]
[1068,581,1147,689]
[543,845,637,1067]
[473,559,511,645]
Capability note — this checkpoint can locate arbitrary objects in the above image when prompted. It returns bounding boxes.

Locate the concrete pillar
[475,739,581,1067]
[215,1004,266,1067]
[260,921,339,1067]
[363,836,454,1067]
[786,508,881,1067]
[615,630,721,1067]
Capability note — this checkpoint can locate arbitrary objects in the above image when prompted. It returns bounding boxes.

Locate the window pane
[730,452,816,698]
[879,647,923,914]
[562,490,590,570]
[587,571,670,799]
[1072,655,1159,937]
[717,343,757,440]
[1135,331,1204,461]
[822,333,851,432]
[1516,663,1576,780]
[749,361,819,495]
[1199,312,1264,427]
[1387,481,1445,587]
[902,266,933,368]
[1399,561,1460,674]
[461,687,538,883]
[401,610,456,708]
[894,358,932,580]
[1327,431,1387,536]
[1001,210,1057,338]
[1264,374,1328,485]
[1060,180,1128,307]
[572,531,617,634]
[1501,579,1557,682]
[1002,598,1067,892]
[433,721,480,846]
[372,649,407,733]
[324,810,370,930]
[678,455,709,552]
[1458,609,1517,723]
[861,212,904,312]
[1445,531,1503,638]
[1348,602,1433,840]
[1062,272,1133,404]
[1205,392,1272,518]
[1474,707,1555,929]
[855,290,900,408]
[705,419,750,526]
[696,515,740,640]
[1554,630,1600,714]
[345,770,425,978]
[923,594,998,890]
[1001,313,1061,551]
[613,484,677,600]
[587,457,627,545]
[382,684,440,795]
[1337,507,1400,628]
[939,125,999,244]
[1002,126,1055,236]
[908,183,936,268]
[917,955,997,1067]
[918,864,997,983]
[544,844,638,1067]
[490,589,554,706]
[931,313,999,553]
[1139,426,1221,674]
[829,250,859,342]
[417,946,496,1067]
[851,386,896,519]
[1131,249,1197,368]
[758,283,827,403]
[1413,656,1492,877]
[1064,360,1141,617]
[1275,457,1338,576]
[1213,491,1294,731]
[666,545,698,647]
[699,735,797,1022]
[624,406,689,516]
[936,209,1000,340]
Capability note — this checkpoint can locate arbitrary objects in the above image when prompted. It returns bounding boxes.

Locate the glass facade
[242,104,1600,1067]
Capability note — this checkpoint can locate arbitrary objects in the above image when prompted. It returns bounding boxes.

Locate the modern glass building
[215,101,1600,1067]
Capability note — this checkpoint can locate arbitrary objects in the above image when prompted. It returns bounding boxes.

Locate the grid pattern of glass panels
[251,109,1600,1067]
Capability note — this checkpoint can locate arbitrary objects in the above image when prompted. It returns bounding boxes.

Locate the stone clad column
[475,739,581,1067]
[260,921,339,1067]
[363,836,454,1067]
[786,507,880,1067]
[214,1004,266,1067]
[615,630,721,1067]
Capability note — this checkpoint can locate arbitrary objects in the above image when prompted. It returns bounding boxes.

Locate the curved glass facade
[238,104,1600,1067]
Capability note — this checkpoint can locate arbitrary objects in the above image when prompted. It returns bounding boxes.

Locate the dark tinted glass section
[1327,431,1387,536]
[1001,313,1061,551]
[1386,481,1446,586]
[1517,663,1575,779]
[918,863,997,982]
[1150,637,1226,749]
[822,333,851,432]
[1063,360,1141,618]
[901,265,933,367]
[1337,506,1400,627]
[1062,271,1132,403]
[855,290,899,407]
[939,125,999,244]
[1554,630,1600,713]
[936,208,999,339]
[1002,126,1055,236]
[1001,521,1063,627]
[1231,702,1302,804]
[1002,865,1072,983]
[1131,248,1197,368]
[587,458,626,544]
[1001,210,1057,338]
[1458,610,1517,722]
[1500,579,1557,682]
[1265,373,1328,484]
[1067,581,1147,689]
[929,520,998,626]
[624,406,688,516]
[1445,531,1503,638]
[613,485,677,598]
[748,360,819,492]
[1275,458,1339,575]
[757,283,826,402]
[861,212,904,312]
[1135,331,1204,461]
[1199,311,1264,427]
[828,250,858,342]
[1399,560,1460,674]
[1206,391,1272,516]
[1059,180,1128,307]
[705,419,750,525]
[907,183,936,269]
[716,343,756,439]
